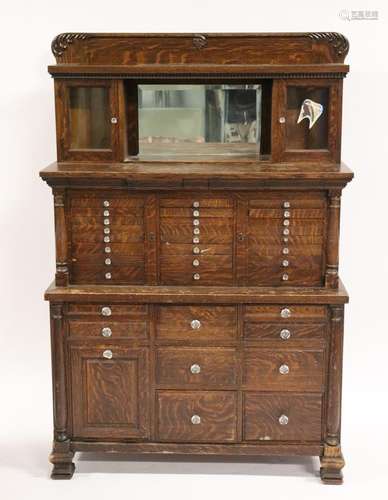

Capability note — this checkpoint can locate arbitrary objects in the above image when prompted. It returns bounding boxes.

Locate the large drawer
[243,393,322,441]
[156,347,238,387]
[157,391,237,442]
[157,305,237,341]
[242,349,325,391]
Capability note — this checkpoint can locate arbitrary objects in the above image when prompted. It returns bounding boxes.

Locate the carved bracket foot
[320,444,345,484]
[50,439,75,480]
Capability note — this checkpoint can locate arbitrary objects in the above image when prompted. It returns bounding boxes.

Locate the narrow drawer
[243,393,322,441]
[243,323,326,342]
[67,304,148,318]
[244,305,327,322]
[157,305,237,341]
[157,391,237,442]
[156,348,238,387]
[242,349,325,391]
[68,320,148,340]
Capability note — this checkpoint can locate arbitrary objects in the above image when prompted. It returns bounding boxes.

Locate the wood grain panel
[157,391,237,443]
[243,393,322,441]
[242,349,325,391]
[70,345,149,439]
[156,348,238,387]
[243,322,326,341]
[157,305,237,340]
[68,320,148,339]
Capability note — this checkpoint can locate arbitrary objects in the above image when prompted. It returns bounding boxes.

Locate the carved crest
[192,34,207,49]
[51,33,90,58]
[308,32,349,57]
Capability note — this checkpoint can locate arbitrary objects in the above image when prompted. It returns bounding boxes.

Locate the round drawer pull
[193,247,200,254]
[191,319,201,329]
[104,227,110,235]
[101,327,112,338]
[105,258,112,265]
[193,219,200,226]
[103,200,110,207]
[279,364,290,375]
[103,210,110,217]
[283,228,290,236]
[280,329,291,340]
[284,210,290,218]
[193,273,200,280]
[101,306,112,316]
[191,415,201,425]
[193,201,200,208]
[283,201,290,208]
[105,272,112,280]
[193,236,200,244]
[104,218,110,225]
[280,308,291,318]
[190,364,201,374]
[192,259,200,267]
[282,260,289,267]
[193,227,200,235]
[279,414,289,426]
[282,248,289,255]
[193,210,200,217]
[104,236,110,243]
[103,350,113,359]
[105,247,111,254]
[279,116,286,124]
[282,274,289,281]
[283,219,290,226]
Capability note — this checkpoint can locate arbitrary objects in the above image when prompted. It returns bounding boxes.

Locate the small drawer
[68,320,148,340]
[243,322,326,341]
[157,391,237,442]
[242,349,325,392]
[244,305,327,322]
[157,306,237,341]
[156,348,238,387]
[243,393,322,441]
[67,304,148,318]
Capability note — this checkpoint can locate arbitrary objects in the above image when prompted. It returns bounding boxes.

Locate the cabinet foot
[49,439,75,480]
[320,444,345,484]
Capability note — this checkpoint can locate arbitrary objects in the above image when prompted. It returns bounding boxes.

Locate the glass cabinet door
[274,80,341,162]
[57,80,118,161]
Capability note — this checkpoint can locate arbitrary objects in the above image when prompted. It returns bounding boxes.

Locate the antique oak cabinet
[40,33,353,483]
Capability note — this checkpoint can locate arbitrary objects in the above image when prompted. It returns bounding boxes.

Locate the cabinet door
[273,79,342,162]
[70,345,149,439]
[56,80,119,161]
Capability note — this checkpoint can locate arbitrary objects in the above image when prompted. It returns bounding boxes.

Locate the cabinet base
[319,444,345,484]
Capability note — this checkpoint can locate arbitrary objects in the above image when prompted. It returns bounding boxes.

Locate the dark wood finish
[243,393,322,441]
[156,391,238,442]
[43,33,352,482]
[70,345,149,439]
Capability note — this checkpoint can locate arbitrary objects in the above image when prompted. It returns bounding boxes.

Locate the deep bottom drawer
[157,391,237,443]
[243,393,322,441]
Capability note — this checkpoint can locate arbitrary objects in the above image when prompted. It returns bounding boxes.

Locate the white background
[1,0,387,498]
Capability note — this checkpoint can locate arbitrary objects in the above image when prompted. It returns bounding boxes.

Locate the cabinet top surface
[49,32,349,75]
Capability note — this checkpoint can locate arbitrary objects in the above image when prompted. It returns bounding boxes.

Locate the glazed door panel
[70,345,149,439]
[56,79,119,162]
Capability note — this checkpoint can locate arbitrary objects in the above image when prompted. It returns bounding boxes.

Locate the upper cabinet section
[49,33,349,164]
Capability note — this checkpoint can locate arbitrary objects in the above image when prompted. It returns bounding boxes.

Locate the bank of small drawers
[67,303,327,443]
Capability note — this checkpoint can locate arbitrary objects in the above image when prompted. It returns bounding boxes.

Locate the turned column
[325,190,341,288]
[53,188,69,286]
[320,305,345,484]
[49,302,74,479]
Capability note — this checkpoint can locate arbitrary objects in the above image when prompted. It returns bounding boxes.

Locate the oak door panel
[70,345,149,439]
